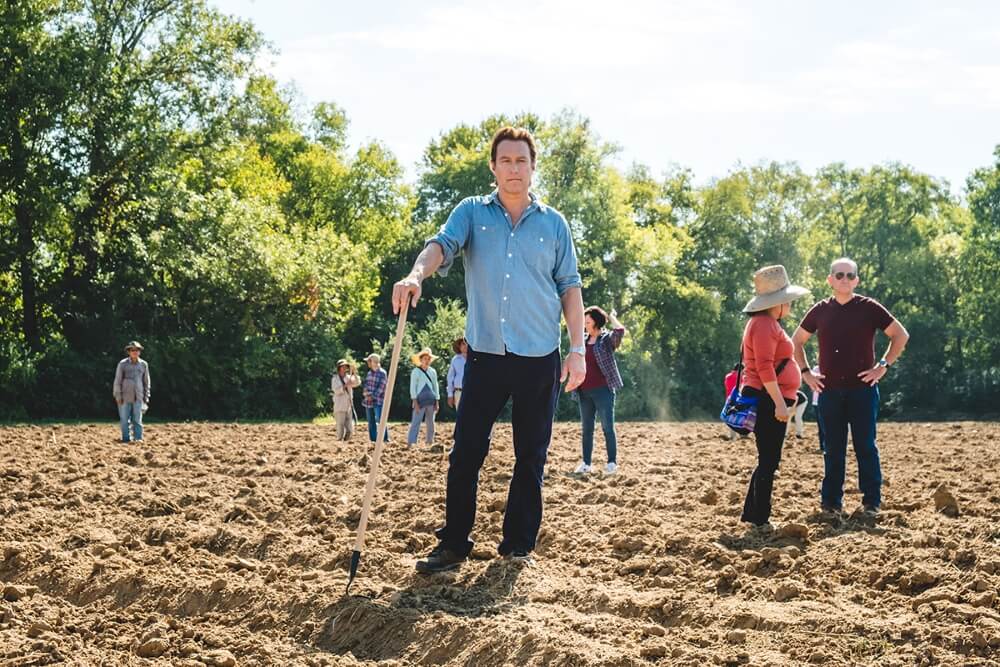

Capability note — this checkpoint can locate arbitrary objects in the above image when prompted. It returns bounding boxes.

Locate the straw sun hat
[410,348,438,365]
[742,265,809,313]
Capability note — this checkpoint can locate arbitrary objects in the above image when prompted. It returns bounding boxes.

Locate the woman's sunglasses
[833,271,857,280]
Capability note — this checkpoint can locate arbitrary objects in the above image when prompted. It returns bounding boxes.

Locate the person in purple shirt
[792,257,909,517]
[572,306,626,475]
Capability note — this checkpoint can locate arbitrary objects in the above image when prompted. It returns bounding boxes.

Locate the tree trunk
[15,199,41,353]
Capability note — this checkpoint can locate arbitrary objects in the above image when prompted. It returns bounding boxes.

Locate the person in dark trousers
[392,126,585,573]
[739,265,809,529]
[792,257,909,517]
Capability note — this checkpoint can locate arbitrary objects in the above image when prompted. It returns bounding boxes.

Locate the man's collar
[483,190,547,213]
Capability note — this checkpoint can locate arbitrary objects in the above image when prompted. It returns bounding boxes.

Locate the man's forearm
[561,287,584,348]
[408,242,445,281]
[884,333,909,365]
[793,342,810,370]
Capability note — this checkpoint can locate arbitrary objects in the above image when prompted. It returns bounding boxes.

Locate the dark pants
[434,347,561,557]
[579,385,617,465]
[812,403,826,451]
[741,388,795,526]
[819,385,882,509]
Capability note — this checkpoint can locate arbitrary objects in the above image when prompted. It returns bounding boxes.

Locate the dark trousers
[812,403,825,451]
[819,385,882,509]
[435,347,561,557]
[741,388,795,526]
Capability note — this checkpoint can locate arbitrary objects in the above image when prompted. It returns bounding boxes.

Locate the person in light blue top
[408,348,440,446]
[392,126,586,574]
[446,337,467,410]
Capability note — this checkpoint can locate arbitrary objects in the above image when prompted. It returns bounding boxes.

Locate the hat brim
[411,352,438,365]
[125,345,143,351]
[742,285,810,313]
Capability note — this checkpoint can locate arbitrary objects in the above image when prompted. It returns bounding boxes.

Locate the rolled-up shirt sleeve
[553,215,582,296]
[143,363,151,403]
[426,197,473,278]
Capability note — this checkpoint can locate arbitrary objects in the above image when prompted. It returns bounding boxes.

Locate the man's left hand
[858,364,887,386]
[561,353,586,392]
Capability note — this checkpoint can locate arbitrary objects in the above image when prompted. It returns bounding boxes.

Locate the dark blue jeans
[434,347,561,557]
[811,403,826,452]
[365,405,389,442]
[578,385,617,465]
[818,385,882,509]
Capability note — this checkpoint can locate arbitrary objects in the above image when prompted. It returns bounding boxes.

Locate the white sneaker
[573,462,592,474]
[605,462,618,475]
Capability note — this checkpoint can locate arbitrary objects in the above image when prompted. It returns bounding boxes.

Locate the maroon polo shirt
[799,295,895,390]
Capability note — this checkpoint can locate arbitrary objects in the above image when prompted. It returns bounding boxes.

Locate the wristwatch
[569,345,586,356]
[877,358,889,368]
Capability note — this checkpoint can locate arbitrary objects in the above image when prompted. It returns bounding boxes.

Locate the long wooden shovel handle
[352,301,409,553]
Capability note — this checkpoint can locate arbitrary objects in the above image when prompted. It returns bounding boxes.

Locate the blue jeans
[407,406,436,444]
[118,401,143,442]
[819,385,882,509]
[812,403,826,452]
[365,405,389,442]
[578,385,617,465]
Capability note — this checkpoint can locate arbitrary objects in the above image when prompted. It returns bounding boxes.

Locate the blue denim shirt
[427,191,582,357]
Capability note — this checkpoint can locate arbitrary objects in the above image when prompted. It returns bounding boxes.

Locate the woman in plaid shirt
[361,353,390,443]
[573,306,626,475]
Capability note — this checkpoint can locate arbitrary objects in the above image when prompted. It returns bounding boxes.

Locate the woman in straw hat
[739,265,809,529]
[408,348,441,447]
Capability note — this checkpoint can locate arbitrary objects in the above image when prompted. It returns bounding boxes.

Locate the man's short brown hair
[490,126,537,164]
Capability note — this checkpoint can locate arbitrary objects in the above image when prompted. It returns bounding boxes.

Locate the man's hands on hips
[803,369,825,393]
[858,364,887,386]
[392,273,422,314]
[561,352,586,392]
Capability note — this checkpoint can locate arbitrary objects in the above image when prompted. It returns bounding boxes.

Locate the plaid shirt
[590,326,626,392]
[362,368,388,408]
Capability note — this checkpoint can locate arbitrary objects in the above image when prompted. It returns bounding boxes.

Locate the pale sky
[211,0,1000,195]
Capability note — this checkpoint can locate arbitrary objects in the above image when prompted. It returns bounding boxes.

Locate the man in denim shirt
[393,126,585,573]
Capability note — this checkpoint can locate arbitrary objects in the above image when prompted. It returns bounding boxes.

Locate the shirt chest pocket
[518,233,556,273]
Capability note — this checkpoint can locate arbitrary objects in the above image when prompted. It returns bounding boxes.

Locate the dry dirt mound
[1,421,999,666]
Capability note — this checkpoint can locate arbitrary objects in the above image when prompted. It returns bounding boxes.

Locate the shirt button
[505,274,510,278]
[508,253,512,258]
[503,296,508,300]
[501,318,506,323]
[481,226,486,231]
[510,233,514,237]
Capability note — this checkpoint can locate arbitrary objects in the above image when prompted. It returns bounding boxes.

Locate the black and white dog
[787,390,808,438]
